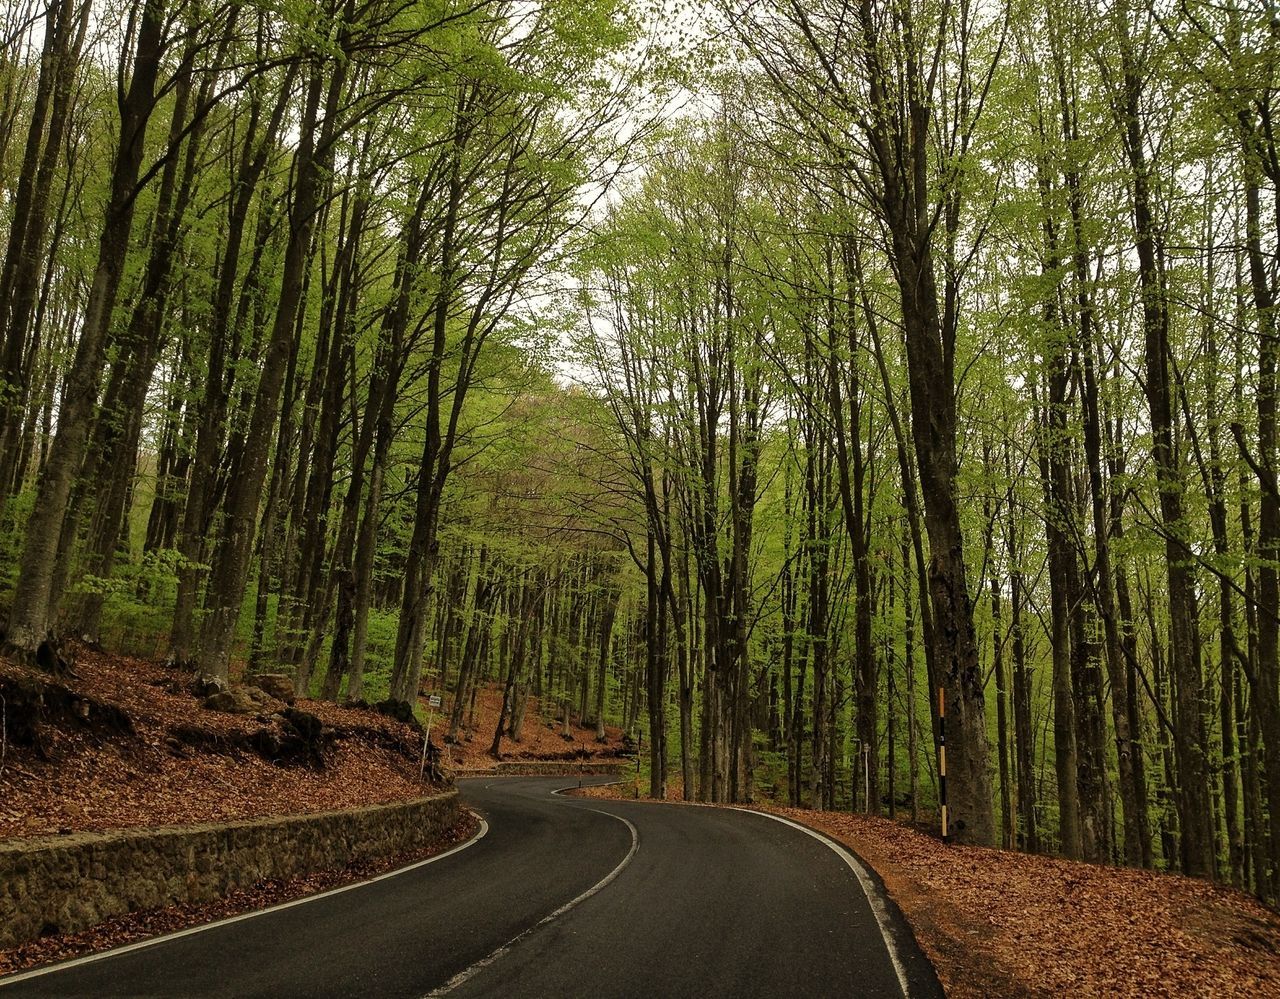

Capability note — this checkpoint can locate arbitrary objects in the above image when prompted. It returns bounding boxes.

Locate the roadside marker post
[421,693,442,781]
[862,743,871,815]
[938,687,950,843]
[849,737,861,810]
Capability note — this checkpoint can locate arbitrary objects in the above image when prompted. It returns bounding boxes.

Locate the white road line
[549,779,912,996]
[549,780,624,796]
[744,810,913,998]
[424,808,639,997]
[0,813,490,989]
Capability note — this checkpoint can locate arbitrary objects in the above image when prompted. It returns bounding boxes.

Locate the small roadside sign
[421,694,443,781]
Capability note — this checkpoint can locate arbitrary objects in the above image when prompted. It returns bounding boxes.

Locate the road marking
[424,808,639,996]
[549,779,623,796]
[744,811,913,998]
[0,813,490,989]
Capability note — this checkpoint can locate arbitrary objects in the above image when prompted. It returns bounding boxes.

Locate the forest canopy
[2,0,1280,905]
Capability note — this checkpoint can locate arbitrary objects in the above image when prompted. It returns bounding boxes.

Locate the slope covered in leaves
[0,646,444,838]
[762,806,1280,999]
[442,682,628,772]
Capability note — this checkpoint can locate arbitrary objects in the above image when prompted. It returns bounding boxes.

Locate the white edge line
[744,810,913,999]
[553,779,910,997]
[0,813,490,989]
[549,779,625,797]
[424,808,639,997]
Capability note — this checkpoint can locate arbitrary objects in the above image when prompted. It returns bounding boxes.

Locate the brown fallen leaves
[0,647,444,838]
[755,806,1280,999]
[439,683,627,771]
[0,811,479,977]
[573,775,682,800]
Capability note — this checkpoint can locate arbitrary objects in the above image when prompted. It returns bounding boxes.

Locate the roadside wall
[458,761,627,778]
[0,791,461,950]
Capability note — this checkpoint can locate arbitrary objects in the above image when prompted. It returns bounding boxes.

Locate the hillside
[0,645,445,838]
[437,682,630,772]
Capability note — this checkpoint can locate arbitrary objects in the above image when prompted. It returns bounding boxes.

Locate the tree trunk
[1117,33,1215,878]
[168,55,297,666]
[0,0,87,500]
[196,46,345,682]
[5,0,167,656]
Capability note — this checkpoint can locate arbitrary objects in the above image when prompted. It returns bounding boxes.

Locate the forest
[1,0,1279,909]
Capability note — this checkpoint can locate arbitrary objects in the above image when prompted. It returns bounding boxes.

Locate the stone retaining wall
[457,761,627,778]
[0,791,461,950]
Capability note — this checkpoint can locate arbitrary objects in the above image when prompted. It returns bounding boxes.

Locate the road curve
[0,777,941,998]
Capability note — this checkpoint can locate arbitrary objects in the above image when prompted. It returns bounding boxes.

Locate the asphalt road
[0,777,941,998]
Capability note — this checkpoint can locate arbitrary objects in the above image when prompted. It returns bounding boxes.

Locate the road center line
[743,810,913,998]
[0,813,490,989]
[424,808,639,997]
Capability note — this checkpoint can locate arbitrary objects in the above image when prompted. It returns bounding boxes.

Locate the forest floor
[0,644,447,838]
[440,682,629,772]
[574,779,1280,998]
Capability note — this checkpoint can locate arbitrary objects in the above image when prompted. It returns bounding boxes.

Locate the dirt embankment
[0,646,446,838]
[765,806,1280,999]
[438,682,631,772]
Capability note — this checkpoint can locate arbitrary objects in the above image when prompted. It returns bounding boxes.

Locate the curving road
[0,777,941,998]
